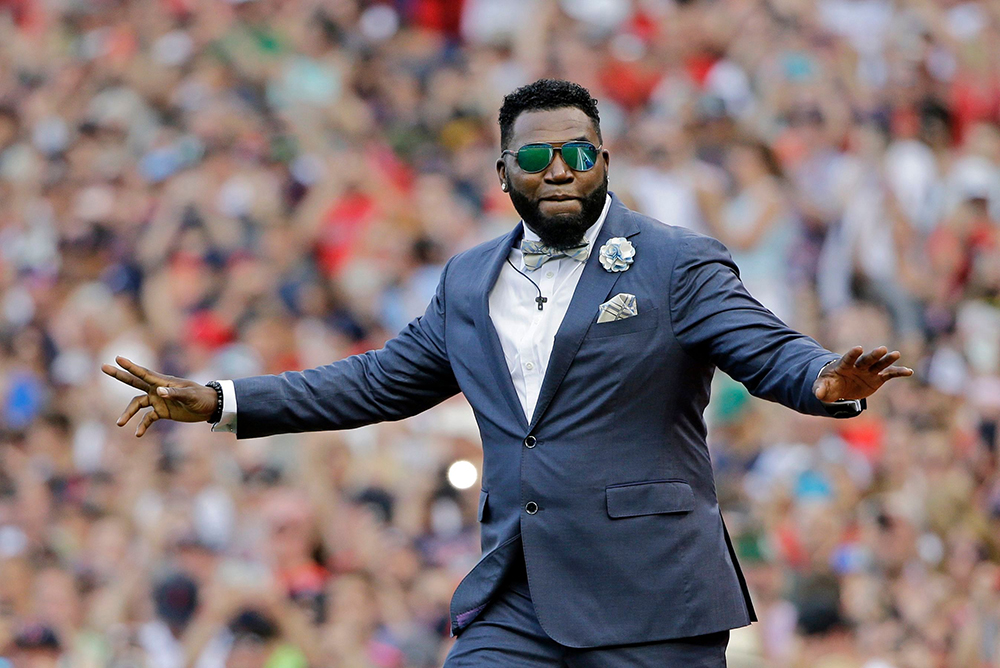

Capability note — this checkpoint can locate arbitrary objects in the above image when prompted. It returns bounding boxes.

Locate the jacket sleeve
[668,234,840,416]
[233,259,460,439]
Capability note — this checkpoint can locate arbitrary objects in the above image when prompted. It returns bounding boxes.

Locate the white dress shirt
[213,195,611,433]
[487,195,611,422]
[212,378,238,433]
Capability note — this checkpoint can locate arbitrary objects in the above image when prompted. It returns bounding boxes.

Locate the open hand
[813,346,913,402]
[101,356,218,436]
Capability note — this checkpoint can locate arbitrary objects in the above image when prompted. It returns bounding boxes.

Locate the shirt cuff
[210,379,238,433]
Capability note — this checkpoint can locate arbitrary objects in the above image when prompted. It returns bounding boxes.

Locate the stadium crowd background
[0,0,998,665]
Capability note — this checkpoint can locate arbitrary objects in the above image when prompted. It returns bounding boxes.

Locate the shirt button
[525,501,538,515]
[545,271,554,278]
[524,435,536,448]
[525,362,534,370]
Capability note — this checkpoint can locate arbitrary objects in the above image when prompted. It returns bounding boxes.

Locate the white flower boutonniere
[598,237,635,273]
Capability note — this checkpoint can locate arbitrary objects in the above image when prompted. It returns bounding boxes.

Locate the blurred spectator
[10,623,61,668]
[716,135,798,323]
[622,114,727,237]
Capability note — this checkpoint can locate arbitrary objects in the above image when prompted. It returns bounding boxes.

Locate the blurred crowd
[0,0,999,666]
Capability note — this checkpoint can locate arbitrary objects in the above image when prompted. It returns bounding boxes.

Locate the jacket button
[525,501,538,515]
[524,435,536,448]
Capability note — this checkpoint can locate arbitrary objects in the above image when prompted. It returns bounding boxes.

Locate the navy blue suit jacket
[233,195,843,647]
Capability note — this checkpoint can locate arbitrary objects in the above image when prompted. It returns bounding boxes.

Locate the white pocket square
[597,293,638,323]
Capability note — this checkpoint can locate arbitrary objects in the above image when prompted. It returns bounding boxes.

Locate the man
[104,79,911,666]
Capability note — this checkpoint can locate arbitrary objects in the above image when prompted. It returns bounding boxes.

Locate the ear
[602,149,610,171]
[496,158,507,189]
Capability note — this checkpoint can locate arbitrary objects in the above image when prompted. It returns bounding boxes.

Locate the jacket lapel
[474,223,530,431]
[527,196,640,432]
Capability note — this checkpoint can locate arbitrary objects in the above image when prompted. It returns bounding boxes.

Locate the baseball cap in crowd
[228,608,278,643]
[153,572,199,629]
[353,486,395,525]
[13,623,61,651]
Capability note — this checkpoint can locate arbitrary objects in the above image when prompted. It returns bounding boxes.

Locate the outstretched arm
[230,260,458,439]
[670,234,911,415]
[104,260,459,438]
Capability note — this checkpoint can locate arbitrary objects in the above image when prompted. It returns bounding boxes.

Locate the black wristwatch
[205,380,224,424]
[822,397,867,419]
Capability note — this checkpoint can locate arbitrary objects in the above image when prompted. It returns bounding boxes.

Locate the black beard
[508,174,609,249]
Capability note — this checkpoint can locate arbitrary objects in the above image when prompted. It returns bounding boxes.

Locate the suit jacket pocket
[606,479,694,518]
[587,308,659,338]
[478,489,488,522]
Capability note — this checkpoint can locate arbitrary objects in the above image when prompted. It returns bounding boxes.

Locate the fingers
[101,363,152,393]
[118,394,149,427]
[853,346,888,370]
[135,409,159,437]
[840,346,864,368]
[868,350,901,374]
[115,356,168,388]
[879,366,914,380]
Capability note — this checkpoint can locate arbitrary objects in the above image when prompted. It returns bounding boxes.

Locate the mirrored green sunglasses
[502,141,602,173]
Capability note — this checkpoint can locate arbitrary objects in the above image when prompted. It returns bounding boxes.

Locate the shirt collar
[521,193,612,252]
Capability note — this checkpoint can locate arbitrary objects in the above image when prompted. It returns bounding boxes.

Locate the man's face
[497,107,610,249]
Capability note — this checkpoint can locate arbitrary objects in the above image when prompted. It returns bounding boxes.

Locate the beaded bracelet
[205,380,224,424]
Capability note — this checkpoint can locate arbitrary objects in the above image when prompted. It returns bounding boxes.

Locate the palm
[813,346,913,402]
[101,356,218,436]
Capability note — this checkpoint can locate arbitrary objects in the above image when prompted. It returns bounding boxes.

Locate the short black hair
[498,79,602,150]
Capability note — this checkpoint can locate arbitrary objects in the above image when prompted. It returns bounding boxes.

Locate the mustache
[507,174,609,249]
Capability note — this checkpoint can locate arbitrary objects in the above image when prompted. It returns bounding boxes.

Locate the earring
[501,183,508,192]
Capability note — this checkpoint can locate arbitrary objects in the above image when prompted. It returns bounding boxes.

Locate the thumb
[813,376,838,402]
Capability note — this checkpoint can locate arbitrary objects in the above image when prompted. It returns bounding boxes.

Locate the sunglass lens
[517,145,554,173]
[562,143,598,171]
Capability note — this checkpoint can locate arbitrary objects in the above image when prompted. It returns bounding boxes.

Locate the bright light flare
[447,460,478,490]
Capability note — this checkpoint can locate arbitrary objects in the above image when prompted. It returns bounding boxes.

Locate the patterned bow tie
[520,239,591,272]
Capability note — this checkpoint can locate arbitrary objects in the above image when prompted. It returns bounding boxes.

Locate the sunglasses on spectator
[502,141,602,173]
